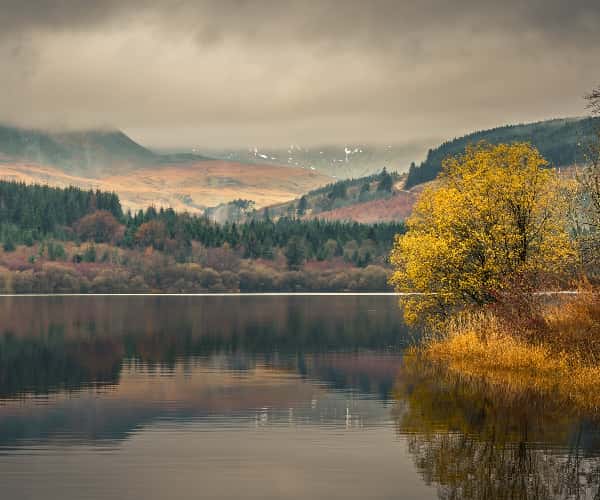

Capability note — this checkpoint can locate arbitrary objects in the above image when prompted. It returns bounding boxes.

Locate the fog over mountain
[1,0,599,148]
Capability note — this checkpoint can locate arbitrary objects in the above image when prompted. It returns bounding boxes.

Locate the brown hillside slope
[0,160,331,213]
[308,191,418,223]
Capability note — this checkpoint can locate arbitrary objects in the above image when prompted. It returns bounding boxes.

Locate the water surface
[1,296,599,499]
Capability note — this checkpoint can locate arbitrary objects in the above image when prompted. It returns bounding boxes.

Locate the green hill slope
[405,117,600,189]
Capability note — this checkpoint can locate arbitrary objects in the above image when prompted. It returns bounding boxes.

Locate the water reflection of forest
[393,356,600,499]
[0,296,409,397]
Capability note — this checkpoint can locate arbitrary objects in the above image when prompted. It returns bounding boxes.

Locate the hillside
[405,117,600,188]
[0,125,173,176]
[0,125,332,212]
[308,190,418,224]
[0,160,330,214]
[206,117,600,224]
[245,169,402,222]
[200,142,429,179]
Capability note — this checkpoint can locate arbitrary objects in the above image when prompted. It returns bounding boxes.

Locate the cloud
[1,0,599,148]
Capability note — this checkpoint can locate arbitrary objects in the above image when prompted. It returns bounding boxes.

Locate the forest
[0,180,404,293]
[405,116,600,188]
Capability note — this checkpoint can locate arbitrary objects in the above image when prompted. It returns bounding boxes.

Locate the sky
[1,0,599,149]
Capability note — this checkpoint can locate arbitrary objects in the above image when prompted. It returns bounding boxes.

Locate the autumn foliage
[390,142,575,324]
[74,210,124,243]
[135,220,168,249]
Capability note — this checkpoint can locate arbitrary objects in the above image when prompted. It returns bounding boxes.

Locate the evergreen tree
[297,196,308,216]
[377,167,394,192]
[285,236,306,269]
[328,182,347,200]
[47,241,66,261]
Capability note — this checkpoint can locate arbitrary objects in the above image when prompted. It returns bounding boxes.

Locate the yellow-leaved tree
[390,142,575,325]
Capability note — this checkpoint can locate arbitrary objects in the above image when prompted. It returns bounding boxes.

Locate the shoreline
[0,290,580,297]
[416,291,600,413]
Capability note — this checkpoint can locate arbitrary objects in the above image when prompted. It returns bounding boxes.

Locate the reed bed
[421,291,600,413]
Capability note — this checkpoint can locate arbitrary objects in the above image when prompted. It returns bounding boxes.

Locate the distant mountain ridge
[0,124,331,214]
[3,116,597,223]
[405,117,600,189]
[0,125,209,176]
[200,142,430,179]
[243,117,600,225]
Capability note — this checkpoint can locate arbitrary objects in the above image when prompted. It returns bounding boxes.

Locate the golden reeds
[421,292,600,413]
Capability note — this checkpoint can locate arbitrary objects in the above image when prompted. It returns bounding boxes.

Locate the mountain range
[198,142,430,179]
[0,116,596,221]
[0,125,331,212]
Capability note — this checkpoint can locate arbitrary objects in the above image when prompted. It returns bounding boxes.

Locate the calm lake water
[1,295,600,499]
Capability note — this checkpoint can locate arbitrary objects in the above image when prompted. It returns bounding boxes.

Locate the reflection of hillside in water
[0,295,409,397]
[0,354,403,447]
[0,296,409,447]
[392,356,600,499]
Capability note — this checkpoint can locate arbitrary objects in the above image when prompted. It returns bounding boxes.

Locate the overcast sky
[1,0,599,148]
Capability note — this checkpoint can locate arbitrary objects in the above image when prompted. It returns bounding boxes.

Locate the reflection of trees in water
[0,327,123,397]
[393,357,600,499]
[0,296,409,397]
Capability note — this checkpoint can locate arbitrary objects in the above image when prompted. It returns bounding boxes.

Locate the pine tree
[297,196,308,216]
[285,236,306,269]
[377,167,394,192]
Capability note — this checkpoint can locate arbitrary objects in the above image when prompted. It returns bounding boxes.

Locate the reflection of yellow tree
[393,356,600,499]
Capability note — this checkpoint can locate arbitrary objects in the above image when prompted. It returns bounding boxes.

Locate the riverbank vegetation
[0,181,404,293]
[420,292,600,412]
[391,87,600,412]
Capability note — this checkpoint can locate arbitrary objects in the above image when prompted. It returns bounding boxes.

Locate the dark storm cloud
[1,0,599,148]
[2,1,599,41]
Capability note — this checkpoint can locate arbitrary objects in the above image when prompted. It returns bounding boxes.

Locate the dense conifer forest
[405,117,600,188]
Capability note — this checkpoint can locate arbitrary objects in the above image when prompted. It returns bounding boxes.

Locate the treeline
[0,181,121,235]
[0,180,403,266]
[302,168,399,198]
[123,207,403,264]
[0,180,405,292]
[259,168,399,221]
[405,117,600,188]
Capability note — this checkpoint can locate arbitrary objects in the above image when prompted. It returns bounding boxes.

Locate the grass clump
[421,291,600,413]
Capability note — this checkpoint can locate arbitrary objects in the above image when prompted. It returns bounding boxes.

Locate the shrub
[74,210,124,243]
[47,241,66,261]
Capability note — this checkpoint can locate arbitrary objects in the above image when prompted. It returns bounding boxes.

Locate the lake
[1,295,600,499]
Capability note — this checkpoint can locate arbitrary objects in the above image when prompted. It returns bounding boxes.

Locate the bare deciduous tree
[577,87,600,277]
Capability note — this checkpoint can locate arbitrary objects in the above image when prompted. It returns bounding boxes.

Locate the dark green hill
[405,117,600,189]
[0,125,208,176]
